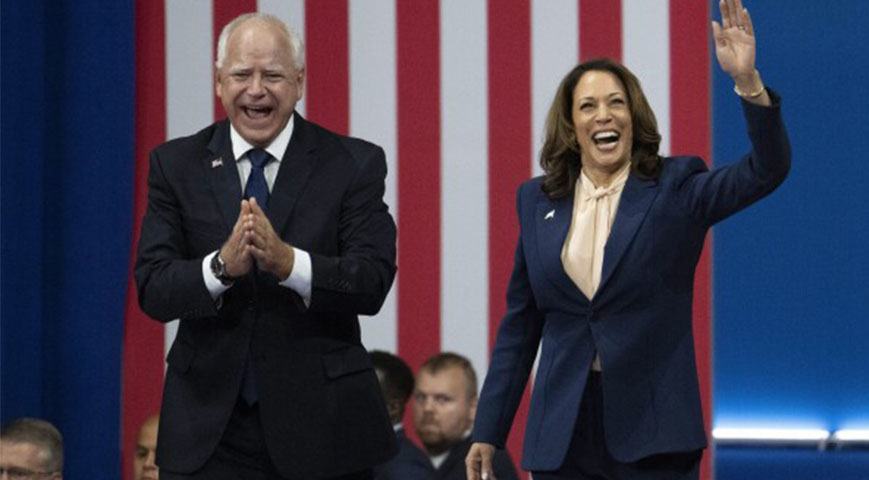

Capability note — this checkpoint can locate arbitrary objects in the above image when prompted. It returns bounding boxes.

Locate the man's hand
[466,442,496,480]
[245,198,295,280]
[219,200,254,278]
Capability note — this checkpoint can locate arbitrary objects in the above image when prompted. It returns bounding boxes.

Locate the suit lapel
[267,113,317,236]
[206,121,243,230]
[535,192,587,302]
[598,173,658,293]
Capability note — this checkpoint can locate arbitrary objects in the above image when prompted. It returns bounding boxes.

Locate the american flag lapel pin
[211,157,223,168]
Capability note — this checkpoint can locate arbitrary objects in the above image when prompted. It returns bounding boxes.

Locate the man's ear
[387,399,402,422]
[295,69,305,100]
[215,68,224,99]
[469,396,478,424]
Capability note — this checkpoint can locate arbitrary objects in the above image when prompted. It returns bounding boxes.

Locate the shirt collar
[229,113,295,163]
[580,161,631,197]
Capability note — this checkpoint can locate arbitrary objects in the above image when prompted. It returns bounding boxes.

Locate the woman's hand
[466,442,497,480]
[712,0,769,105]
[712,0,755,78]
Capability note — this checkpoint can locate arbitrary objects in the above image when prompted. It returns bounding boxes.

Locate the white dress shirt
[201,114,313,306]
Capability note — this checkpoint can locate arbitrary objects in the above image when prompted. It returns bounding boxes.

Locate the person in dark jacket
[467,1,789,479]
[413,353,519,480]
[371,351,434,480]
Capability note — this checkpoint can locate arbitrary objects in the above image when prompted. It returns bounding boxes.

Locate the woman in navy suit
[466,1,789,479]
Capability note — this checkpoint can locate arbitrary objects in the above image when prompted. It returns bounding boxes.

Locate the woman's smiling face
[572,70,633,184]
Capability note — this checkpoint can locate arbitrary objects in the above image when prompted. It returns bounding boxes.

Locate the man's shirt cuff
[202,250,230,300]
[281,247,312,307]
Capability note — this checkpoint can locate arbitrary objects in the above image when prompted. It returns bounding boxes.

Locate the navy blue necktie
[244,148,271,209]
[241,148,271,405]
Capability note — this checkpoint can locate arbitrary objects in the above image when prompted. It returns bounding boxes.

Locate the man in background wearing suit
[412,353,519,480]
[135,12,397,479]
[370,351,434,480]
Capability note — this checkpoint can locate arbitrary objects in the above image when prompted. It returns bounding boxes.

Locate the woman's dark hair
[540,58,662,199]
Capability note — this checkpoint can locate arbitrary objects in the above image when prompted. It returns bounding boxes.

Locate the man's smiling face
[216,18,304,148]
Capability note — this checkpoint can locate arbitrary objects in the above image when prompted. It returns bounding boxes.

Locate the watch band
[210,251,235,286]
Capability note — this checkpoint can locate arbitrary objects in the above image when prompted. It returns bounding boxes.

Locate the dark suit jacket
[374,428,435,480]
[436,436,519,480]
[473,92,790,471]
[135,114,398,478]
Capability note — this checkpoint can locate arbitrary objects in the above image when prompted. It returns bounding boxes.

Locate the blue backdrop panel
[1,1,134,479]
[713,0,869,433]
[2,0,48,425]
[716,447,869,480]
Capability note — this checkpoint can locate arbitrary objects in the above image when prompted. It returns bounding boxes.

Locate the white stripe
[440,0,489,382]
[164,0,215,358]
[622,0,670,156]
[349,0,398,353]
[531,0,579,178]
[257,0,307,117]
[165,0,214,140]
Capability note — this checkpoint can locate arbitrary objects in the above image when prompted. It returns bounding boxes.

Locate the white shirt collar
[429,450,450,469]
[428,430,472,469]
[228,113,295,163]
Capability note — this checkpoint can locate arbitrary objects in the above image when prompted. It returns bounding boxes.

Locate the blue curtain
[1,1,134,478]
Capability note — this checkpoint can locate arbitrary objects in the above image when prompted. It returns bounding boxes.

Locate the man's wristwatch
[210,251,235,286]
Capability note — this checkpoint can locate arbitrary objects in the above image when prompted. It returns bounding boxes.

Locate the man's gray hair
[215,12,305,72]
[0,417,64,472]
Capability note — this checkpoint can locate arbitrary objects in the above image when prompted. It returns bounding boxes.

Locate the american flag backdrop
[123,1,712,478]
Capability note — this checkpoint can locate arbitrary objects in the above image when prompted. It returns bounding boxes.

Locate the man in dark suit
[412,353,519,480]
[135,12,397,479]
[370,351,434,480]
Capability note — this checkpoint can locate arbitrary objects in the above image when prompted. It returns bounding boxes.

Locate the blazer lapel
[206,121,243,230]
[535,193,587,302]
[267,113,317,236]
[598,173,658,294]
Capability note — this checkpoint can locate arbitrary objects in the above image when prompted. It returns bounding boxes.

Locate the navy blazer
[473,91,790,471]
[135,114,398,477]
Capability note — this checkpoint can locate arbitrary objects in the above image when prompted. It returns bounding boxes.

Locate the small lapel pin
[544,209,555,220]
[211,158,223,168]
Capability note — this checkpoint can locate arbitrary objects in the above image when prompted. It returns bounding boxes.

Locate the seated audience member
[0,417,63,479]
[413,353,519,480]
[370,350,434,480]
[133,414,159,480]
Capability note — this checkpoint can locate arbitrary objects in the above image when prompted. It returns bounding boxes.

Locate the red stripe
[213,0,258,121]
[670,1,713,478]
[121,1,167,479]
[396,0,441,374]
[396,0,441,447]
[488,1,532,475]
[579,0,622,61]
[304,0,350,135]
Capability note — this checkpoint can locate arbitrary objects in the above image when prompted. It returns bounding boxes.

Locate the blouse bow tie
[582,182,624,201]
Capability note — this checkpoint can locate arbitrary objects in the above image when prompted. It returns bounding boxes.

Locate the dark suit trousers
[161,398,374,480]
[532,372,701,480]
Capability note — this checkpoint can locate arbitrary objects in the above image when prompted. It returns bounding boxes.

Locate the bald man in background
[133,414,159,480]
